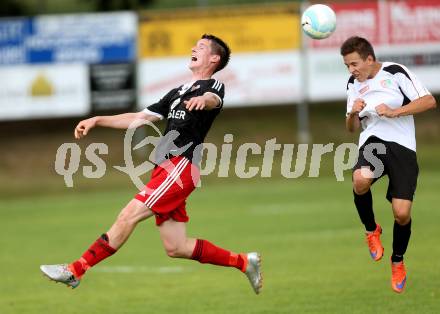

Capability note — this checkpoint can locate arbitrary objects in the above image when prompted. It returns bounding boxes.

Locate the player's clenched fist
[375,103,397,118]
[350,98,366,116]
[74,117,97,139]
[184,96,206,111]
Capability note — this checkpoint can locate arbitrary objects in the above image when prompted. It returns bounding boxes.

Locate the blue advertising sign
[0,12,137,65]
[0,18,30,64]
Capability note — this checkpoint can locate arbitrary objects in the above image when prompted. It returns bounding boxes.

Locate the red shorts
[134,156,199,226]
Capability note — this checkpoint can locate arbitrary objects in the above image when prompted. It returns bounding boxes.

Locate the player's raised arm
[74,111,160,139]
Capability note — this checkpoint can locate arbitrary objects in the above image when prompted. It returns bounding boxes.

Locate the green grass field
[1,170,440,313]
[1,105,439,313]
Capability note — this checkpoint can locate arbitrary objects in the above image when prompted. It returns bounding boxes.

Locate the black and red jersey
[144,78,225,164]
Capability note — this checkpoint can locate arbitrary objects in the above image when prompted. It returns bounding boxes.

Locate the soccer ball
[301,4,336,40]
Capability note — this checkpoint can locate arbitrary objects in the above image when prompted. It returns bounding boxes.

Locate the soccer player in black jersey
[40,34,262,294]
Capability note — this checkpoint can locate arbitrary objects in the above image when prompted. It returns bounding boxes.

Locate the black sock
[353,189,376,232]
[392,219,412,263]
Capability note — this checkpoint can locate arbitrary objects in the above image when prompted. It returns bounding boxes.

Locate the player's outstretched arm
[74,112,160,139]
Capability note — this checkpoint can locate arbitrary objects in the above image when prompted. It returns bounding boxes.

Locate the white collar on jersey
[179,81,197,95]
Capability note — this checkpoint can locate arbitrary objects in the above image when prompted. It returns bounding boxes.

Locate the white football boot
[40,264,80,289]
[244,252,262,294]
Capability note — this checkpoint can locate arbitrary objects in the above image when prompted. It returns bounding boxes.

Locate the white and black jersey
[346,62,430,151]
[143,79,224,164]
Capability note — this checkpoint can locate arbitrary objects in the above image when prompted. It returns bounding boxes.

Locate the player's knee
[393,210,411,225]
[165,248,184,258]
[163,244,185,258]
[353,171,371,194]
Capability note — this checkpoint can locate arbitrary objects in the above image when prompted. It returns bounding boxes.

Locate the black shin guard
[353,189,376,232]
[392,220,412,263]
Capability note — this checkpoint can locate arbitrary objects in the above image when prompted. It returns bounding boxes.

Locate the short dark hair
[202,34,231,73]
[340,36,376,61]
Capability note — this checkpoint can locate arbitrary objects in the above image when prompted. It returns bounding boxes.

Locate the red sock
[191,239,247,272]
[69,234,117,278]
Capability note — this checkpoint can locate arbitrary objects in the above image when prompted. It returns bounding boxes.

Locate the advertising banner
[138,4,301,108]
[388,0,440,45]
[139,4,300,58]
[308,0,440,49]
[0,13,136,120]
[0,12,137,65]
[90,63,135,111]
[0,64,90,120]
[138,51,302,108]
[0,18,29,65]
[307,1,381,49]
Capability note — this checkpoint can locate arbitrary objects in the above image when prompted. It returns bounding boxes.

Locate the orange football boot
[366,224,384,261]
[391,260,407,293]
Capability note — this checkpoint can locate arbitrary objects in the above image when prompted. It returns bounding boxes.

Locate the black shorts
[353,136,419,202]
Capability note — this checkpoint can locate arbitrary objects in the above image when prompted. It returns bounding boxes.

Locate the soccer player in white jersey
[341,36,437,293]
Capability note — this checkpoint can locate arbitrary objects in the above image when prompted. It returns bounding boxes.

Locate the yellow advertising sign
[139,4,301,58]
